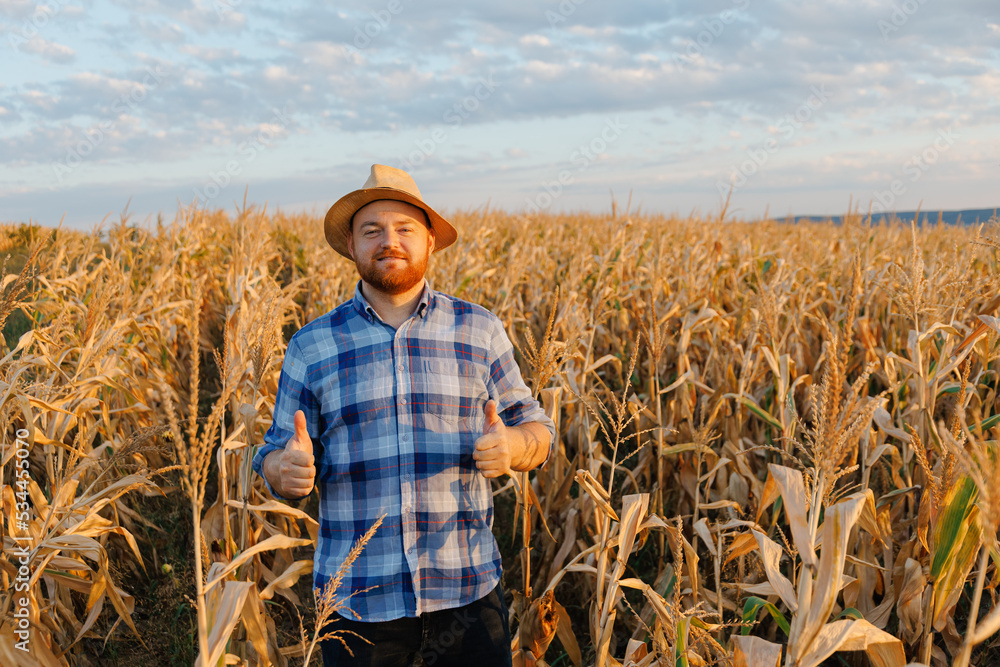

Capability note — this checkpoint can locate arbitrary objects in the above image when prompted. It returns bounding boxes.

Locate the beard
[355,248,428,295]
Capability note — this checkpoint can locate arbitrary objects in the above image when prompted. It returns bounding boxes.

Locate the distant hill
[787,208,998,226]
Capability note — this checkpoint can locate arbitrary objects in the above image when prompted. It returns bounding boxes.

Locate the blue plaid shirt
[251,278,556,621]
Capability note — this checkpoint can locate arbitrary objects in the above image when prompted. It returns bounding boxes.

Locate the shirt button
[400,398,406,405]
[397,364,404,372]
[402,434,408,441]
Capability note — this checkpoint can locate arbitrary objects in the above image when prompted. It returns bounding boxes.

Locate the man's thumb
[290,410,312,451]
[483,399,500,434]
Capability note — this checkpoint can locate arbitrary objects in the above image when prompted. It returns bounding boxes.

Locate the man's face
[347,199,436,296]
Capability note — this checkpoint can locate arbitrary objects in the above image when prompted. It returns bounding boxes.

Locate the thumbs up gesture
[473,399,511,479]
[277,410,315,498]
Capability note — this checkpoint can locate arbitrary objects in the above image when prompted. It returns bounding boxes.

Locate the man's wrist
[508,422,550,472]
[263,449,284,497]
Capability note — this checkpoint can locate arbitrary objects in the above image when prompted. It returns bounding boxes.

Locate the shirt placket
[393,319,419,613]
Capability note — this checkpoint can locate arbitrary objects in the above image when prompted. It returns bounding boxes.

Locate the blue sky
[1,0,998,230]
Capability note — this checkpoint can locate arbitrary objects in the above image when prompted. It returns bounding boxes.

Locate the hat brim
[324,187,457,260]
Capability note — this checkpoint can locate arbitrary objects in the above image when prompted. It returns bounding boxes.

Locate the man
[251,164,556,667]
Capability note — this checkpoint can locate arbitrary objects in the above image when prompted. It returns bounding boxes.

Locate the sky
[0,0,998,231]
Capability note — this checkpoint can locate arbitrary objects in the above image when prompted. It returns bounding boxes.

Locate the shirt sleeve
[484,313,557,471]
[251,334,321,501]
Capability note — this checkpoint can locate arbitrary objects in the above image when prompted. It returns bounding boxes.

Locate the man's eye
[365,230,378,236]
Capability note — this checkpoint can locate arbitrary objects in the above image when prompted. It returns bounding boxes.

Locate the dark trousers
[320,579,512,667]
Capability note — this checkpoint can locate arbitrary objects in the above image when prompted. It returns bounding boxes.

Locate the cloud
[0,0,996,221]
[0,0,36,18]
[108,0,247,32]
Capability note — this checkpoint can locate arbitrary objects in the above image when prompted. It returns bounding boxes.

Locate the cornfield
[1,203,999,667]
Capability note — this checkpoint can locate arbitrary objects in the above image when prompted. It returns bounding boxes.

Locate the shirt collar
[352,278,435,324]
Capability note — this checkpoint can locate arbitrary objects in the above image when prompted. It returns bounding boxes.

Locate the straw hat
[324,164,457,260]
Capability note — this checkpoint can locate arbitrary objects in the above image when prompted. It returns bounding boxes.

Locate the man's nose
[380,228,402,247]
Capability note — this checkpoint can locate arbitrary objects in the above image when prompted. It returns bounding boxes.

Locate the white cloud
[0,0,997,222]
[18,37,75,63]
[262,65,290,81]
[178,44,240,61]
[0,0,34,17]
[519,34,550,47]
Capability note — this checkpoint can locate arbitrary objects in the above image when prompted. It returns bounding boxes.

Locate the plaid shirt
[251,278,556,621]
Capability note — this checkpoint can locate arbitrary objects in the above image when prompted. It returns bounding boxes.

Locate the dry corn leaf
[69,568,106,647]
[0,620,69,666]
[98,557,144,646]
[624,638,648,663]
[552,598,582,667]
[241,581,279,667]
[873,405,910,442]
[798,618,905,667]
[198,579,254,667]
[206,534,313,592]
[617,493,649,560]
[750,528,798,612]
[574,469,619,522]
[698,499,742,512]
[896,558,925,645]
[595,607,616,667]
[855,488,886,548]
[767,464,817,569]
[69,473,161,512]
[730,634,782,667]
[260,559,313,600]
[791,491,867,666]
[724,532,757,566]
[692,518,716,557]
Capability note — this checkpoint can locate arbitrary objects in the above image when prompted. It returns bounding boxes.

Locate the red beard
[355,250,427,295]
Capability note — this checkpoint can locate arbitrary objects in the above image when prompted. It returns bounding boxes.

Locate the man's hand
[473,399,511,478]
[267,410,316,499]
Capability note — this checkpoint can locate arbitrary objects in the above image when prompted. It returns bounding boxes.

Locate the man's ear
[346,234,355,260]
[428,227,436,254]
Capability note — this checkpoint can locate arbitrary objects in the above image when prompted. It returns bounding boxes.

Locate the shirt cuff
[538,419,556,471]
